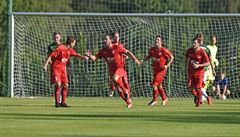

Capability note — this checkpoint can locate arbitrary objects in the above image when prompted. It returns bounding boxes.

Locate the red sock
[119,91,125,100]
[61,86,67,104]
[55,85,61,103]
[153,89,158,101]
[126,98,132,105]
[197,89,202,106]
[123,80,130,95]
[158,88,167,101]
[116,78,128,96]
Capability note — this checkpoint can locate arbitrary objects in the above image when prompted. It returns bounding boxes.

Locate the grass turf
[0,97,239,137]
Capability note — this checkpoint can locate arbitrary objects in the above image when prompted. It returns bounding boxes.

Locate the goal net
[11,13,240,99]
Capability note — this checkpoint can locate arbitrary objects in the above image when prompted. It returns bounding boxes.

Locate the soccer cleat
[124,91,129,100]
[195,104,201,108]
[55,103,60,108]
[207,96,213,105]
[148,100,157,106]
[126,103,133,108]
[109,91,114,97]
[60,103,70,107]
[161,99,168,106]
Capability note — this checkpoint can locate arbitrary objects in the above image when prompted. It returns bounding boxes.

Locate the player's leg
[123,70,130,94]
[109,70,116,97]
[201,70,209,102]
[148,84,158,106]
[196,88,202,107]
[53,70,62,107]
[113,68,132,107]
[194,77,204,107]
[113,69,129,98]
[155,71,167,105]
[109,80,115,97]
[189,77,198,105]
[158,84,168,106]
[148,71,161,106]
[61,71,69,107]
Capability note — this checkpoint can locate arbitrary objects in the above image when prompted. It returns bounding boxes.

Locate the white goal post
[10,12,240,99]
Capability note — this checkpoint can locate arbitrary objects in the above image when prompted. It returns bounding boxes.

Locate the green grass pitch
[0,97,239,137]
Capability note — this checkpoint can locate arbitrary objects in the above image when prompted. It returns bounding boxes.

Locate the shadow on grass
[0,111,239,125]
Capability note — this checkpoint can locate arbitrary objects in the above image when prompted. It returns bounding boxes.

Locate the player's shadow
[0,112,239,125]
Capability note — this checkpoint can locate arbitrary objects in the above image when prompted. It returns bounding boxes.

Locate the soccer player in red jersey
[141,35,174,106]
[44,36,88,108]
[109,32,130,97]
[186,36,210,107]
[86,34,140,108]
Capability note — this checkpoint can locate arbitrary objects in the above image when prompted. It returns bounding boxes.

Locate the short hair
[104,34,113,41]
[193,34,201,43]
[53,31,61,36]
[221,71,226,75]
[156,35,165,46]
[196,32,204,41]
[66,36,75,45]
[112,31,119,36]
[210,34,217,39]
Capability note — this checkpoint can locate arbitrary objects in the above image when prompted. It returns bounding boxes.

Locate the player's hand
[135,60,141,65]
[43,65,47,72]
[193,63,199,69]
[84,56,89,60]
[85,50,92,57]
[140,60,144,65]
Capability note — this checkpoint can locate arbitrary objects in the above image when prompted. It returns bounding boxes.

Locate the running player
[86,34,140,108]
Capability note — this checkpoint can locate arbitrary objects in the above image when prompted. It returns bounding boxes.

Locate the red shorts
[151,69,167,86]
[114,68,126,78]
[52,69,68,84]
[189,76,204,89]
[110,68,129,89]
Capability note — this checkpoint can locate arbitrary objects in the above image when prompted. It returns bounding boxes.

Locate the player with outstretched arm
[86,34,140,108]
[43,36,88,108]
[109,31,130,97]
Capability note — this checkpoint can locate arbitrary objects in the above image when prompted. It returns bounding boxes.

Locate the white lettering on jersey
[106,57,114,62]
[62,58,67,62]
[153,57,160,62]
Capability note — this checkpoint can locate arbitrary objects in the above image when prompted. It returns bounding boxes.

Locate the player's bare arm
[193,61,210,69]
[86,50,97,61]
[43,56,52,71]
[140,55,151,64]
[125,50,140,65]
[164,54,174,69]
[76,54,89,60]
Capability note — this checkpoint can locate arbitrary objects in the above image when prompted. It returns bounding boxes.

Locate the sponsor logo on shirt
[106,57,114,62]
[62,58,67,63]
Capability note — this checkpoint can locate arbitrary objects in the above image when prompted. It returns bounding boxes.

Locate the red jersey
[96,45,127,70]
[186,47,209,77]
[49,44,78,71]
[113,42,127,66]
[148,47,172,72]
